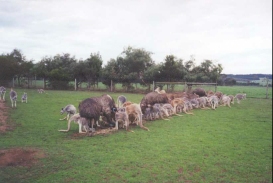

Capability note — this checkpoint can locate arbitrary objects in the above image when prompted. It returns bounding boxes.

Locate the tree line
[0,47,225,90]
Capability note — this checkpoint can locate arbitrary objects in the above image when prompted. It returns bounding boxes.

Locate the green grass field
[0,87,272,183]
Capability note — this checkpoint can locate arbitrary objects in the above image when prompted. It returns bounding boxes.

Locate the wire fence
[1,78,271,99]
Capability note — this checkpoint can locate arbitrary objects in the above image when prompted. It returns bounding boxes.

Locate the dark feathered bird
[140,92,169,114]
[79,94,117,127]
[191,88,207,97]
[79,98,102,128]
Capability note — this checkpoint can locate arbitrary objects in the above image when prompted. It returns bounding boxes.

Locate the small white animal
[0,86,6,101]
[60,104,77,121]
[10,88,17,108]
[220,95,231,108]
[59,113,92,133]
[21,92,27,103]
[235,93,247,104]
[114,107,130,130]
[37,89,45,93]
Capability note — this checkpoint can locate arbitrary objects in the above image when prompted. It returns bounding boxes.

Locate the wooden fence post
[111,80,113,92]
[261,77,270,99]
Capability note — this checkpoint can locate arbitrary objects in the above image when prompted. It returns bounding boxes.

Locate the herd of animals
[0,86,247,135]
[0,86,28,108]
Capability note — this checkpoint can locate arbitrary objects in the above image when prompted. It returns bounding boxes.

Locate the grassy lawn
[0,87,272,183]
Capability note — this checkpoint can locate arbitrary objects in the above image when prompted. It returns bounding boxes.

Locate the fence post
[75,78,77,91]
[266,78,269,99]
[111,80,113,92]
[153,81,155,91]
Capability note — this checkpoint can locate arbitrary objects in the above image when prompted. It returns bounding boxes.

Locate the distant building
[234,78,250,84]
[259,78,272,86]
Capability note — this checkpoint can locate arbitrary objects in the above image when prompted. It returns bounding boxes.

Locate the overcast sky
[0,0,272,74]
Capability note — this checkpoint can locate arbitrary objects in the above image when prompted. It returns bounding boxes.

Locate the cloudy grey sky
[0,0,272,74]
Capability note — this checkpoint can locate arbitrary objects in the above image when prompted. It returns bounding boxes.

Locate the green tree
[48,68,71,89]
[142,63,163,90]
[0,49,32,86]
[161,55,186,82]
[117,46,154,91]
[82,52,103,89]
[33,53,77,89]
[101,59,119,90]
[0,55,18,85]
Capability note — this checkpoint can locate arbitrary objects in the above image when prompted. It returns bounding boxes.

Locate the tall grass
[0,87,272,183]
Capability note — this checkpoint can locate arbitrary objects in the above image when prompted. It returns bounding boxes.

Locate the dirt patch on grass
[0,148,46,167]
[0,100,11,133]
[0,101,45,168]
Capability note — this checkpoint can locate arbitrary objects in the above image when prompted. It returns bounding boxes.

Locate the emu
[140,92,169,115]
[0,86,6,101]
[117,95,127,108]
[191,88,206,97]
[78,98,104,132]
[9,88,17,108]
[60,104,77,121]
[21,92,27,103]
[79,94,117,128]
